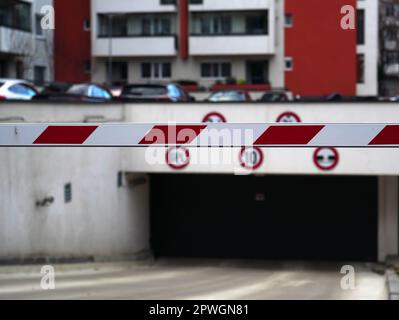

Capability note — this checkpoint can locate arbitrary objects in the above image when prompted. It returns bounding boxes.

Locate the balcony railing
[93,35,178,57]
[189,34,274,56]
[0,26,33,55]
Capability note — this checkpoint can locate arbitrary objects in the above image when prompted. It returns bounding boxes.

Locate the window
[246,14,268,34]
[0,0,32,31]
[357,9,365,45]
[201,62,231,78]
[67,85,88,96]
[385,26,398,41]
[34,66,46,85]
[162,62,171,78]
[98,14,127,37]
[141,62,172,79]
[385,51,399,65]
[159,18,171,35]
[84,60,91,74]
[64,183,72,203]
[285,14,293,28]
[386,3,394,17]
[106,61,128,85]
[88,85,111,99]
[99,14,173,37]
[35,14,43,36]
[15,60,23,78]
[84,19,90,31]
[357,54,365,83]
[285,57,293,71]
[190,0,203,4]
[142,18,151,35]
[9,83,37,97]
[199,16,231,35]
[160,0,176,4]
[141,63,151,78]
[0,60,7,77]
[142,17,171,35]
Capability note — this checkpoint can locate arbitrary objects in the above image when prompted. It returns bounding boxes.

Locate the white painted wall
[378,176,398,261]
[268,0,285,88]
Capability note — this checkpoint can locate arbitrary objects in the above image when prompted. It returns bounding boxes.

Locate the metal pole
[108,15,113,86]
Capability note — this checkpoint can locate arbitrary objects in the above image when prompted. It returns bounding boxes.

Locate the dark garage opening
[150,174,378,262]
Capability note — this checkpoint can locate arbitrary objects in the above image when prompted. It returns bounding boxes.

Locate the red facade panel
[54,0,91,83]
[179,0,189,60]
[285,0,357,97]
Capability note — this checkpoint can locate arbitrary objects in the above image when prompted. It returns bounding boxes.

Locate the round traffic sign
[239,147,264,170]
[276,112,301,123]
[202,112,227,123]
[166,147,190,170]
[313,147,339,171]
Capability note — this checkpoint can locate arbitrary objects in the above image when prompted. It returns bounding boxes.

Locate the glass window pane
[160,18,171,35]
[154,63,160,78]
[221,63,231,77]
[162,63,171,78]
[221,16,231,34]
[201,63,211,77]
[141,63,151,78]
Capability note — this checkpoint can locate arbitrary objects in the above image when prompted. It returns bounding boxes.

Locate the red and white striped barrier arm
[0,123,399,147]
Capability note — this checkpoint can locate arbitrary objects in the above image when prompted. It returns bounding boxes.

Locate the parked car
[0,79,38,100]
[207,90,252,102]
[120,84,191,102]
[258,90,293,102]
[34,83,113,102]
[39,82,72,94]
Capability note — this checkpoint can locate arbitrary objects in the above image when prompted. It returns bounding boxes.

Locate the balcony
[384,63,399,77]
[93,36,177,57]
[189,34,274,56]
[0,27,33,55]
[93,0,176,14]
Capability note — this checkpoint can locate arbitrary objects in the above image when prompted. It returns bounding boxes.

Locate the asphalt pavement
[0,259,387,300]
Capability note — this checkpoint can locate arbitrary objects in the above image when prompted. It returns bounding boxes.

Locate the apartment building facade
[54,0,379,97]
[0,0,54,84]
[90,0,285,92]
[379,0,399,96]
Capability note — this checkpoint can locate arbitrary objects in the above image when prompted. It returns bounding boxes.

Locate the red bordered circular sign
[313,147,339,171]
[166,147,190,170]
[202,112,227,123]
[239,147,264,170]
[276,112,301,123]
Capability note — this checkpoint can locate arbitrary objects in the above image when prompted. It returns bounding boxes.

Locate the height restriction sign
[313,147,339,171]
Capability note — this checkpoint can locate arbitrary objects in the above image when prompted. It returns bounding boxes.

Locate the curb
[386,269,399,300]
[0,250,154,267]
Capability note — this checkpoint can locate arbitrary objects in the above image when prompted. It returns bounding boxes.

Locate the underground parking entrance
[150,174,378,262]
